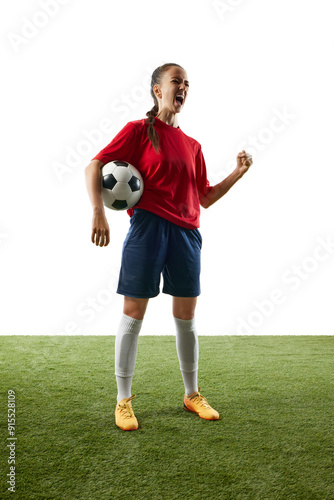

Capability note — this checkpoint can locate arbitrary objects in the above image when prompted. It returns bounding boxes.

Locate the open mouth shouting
[174,92,185,109]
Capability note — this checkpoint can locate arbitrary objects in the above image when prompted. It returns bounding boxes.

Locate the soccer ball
[101,160,144,211]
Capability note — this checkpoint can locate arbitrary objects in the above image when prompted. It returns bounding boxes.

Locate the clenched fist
[236,150,253,176]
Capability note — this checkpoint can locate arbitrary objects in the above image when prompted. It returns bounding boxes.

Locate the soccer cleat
[115,395,138,431]
[183,387,219,420]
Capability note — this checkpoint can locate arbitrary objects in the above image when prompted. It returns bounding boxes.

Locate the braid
[145,63,184,154]
[145,104,159,153]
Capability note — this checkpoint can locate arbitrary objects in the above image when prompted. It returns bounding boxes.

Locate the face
[153,67,189,114]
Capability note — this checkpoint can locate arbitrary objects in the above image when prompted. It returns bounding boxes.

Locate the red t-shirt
[91,117,212,229]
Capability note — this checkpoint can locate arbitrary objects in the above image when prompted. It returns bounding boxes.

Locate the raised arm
[200,150,252,209]
[84,159,110,247]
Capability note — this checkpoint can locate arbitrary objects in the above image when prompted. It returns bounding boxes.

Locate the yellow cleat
[183,388,219,420]
[115,395,138,431]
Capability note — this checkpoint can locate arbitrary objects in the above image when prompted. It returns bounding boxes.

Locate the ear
[153,84,162,99]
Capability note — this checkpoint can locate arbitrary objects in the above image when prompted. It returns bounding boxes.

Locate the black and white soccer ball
[101,160,144,211]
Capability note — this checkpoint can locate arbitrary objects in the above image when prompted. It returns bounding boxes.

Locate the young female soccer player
[85,63,252,431]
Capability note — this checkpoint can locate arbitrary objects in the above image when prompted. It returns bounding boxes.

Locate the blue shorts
[117,209,202,298]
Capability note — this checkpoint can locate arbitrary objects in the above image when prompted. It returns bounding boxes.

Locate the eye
[172,79,190,87]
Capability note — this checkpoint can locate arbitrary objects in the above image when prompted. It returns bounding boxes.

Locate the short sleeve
[195,145,212,199]
[91,122,137,165]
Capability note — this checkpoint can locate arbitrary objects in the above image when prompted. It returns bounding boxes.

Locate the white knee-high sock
[174,317,199,396]
[115,313,142,403]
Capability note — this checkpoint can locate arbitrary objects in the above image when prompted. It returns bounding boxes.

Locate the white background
[1,0,333,335]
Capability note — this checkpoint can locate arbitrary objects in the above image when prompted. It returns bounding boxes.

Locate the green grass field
[1,336,333,499]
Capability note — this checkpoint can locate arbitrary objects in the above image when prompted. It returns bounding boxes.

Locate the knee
[123,306,146,320]
[123,297,149,320]
[174,313,194,321]
[126,310,146,321]
[173,297,197,321]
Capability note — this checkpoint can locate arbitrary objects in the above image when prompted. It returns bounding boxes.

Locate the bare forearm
[200,168,243,208]
[85,160,105,212]
[85,160,110,246]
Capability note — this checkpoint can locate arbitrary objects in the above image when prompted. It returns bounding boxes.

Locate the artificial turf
[1,336,333,499]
